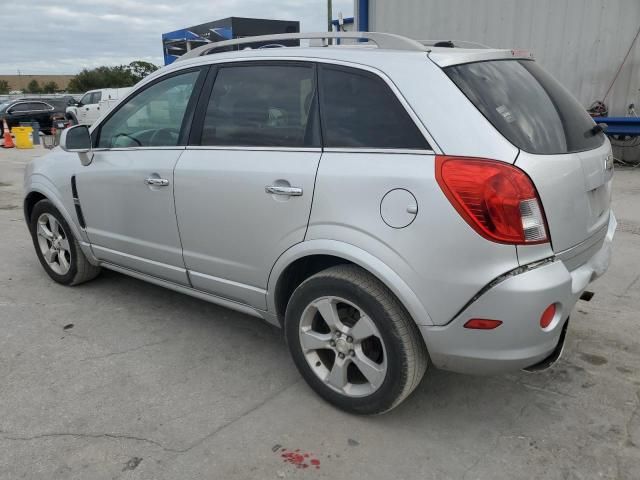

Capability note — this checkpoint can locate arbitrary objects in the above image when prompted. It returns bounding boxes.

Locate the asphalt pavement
[1,146,639,479]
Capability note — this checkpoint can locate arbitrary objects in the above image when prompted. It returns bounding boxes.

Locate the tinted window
[97,71,199,148]
[91,92,102,103]
[10,103,31,113]
[319,65,428,149]
[446,60,605,154]
[201,64,319,147]
[29,102,49,112]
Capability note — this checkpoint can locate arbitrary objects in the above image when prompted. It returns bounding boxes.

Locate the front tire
[66,113,78,126]
[285,265,427,414]
[29,199,100,285]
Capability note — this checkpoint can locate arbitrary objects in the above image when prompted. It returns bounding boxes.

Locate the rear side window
[319,65,428,150]
[201,64,319,148]
[446,60,604,154]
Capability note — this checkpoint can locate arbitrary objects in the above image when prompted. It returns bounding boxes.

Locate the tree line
[0,61,158,94]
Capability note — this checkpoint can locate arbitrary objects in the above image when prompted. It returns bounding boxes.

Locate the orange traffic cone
[2,118,14,148]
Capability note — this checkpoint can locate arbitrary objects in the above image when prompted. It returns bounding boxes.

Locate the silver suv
[23,32,615,414]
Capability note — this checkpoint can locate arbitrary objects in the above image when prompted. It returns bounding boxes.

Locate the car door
[86,91,103,124]
[76,92,96,125]
[76,67,206,284]
[29,101,54,130]
[6,102,32,128]
[174,61,322,309]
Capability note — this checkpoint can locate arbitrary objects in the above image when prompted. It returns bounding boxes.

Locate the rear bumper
[419,212,616,375]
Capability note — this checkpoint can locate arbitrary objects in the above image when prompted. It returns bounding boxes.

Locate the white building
[353,0,640,116]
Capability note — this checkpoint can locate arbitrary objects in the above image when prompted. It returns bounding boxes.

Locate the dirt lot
[1,146,639,480]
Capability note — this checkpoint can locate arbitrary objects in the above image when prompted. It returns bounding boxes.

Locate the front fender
[267,239,434,326]
[25,178,98,265]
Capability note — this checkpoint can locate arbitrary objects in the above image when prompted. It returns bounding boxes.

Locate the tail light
[436,156,549,245]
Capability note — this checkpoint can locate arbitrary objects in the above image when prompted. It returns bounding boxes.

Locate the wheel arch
[23,190,47,224]
[23,184,98,265]
[267,239,434,327]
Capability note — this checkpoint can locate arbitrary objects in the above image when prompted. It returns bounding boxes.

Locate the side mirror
[60,125,93,166]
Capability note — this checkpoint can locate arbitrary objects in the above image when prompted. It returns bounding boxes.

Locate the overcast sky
[0,0,354,74]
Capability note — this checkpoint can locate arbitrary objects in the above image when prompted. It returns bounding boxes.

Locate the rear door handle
[145,177,169,187]
[265,185,303,196]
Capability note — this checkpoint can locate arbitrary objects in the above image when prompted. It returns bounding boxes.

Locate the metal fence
[0,93,83,104]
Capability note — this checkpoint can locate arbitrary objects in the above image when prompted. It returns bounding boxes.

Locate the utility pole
[327,0,333,32]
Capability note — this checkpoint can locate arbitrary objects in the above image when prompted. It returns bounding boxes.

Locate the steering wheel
[112,132,142,147]
[149,128,179,146]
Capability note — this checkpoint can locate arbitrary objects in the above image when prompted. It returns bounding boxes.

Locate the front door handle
[265,185,303,196]
[144,177,169,187]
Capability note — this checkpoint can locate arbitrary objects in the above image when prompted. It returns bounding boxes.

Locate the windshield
[445,60,605,154]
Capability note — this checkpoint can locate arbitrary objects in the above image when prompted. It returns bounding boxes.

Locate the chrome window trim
[323,147,434,155]
[89,56,442,153]
[7,102,31,114]
[8,101,55,114]
[178,56,441,153]
[185,145,322,153]
[91,146,187,152]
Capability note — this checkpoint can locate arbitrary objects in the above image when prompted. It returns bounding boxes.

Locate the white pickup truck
[66,88,131,126]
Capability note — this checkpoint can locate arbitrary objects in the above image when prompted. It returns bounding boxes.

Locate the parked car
[23,32,615,414]
[0,97,73,134]
[66,88,132,126]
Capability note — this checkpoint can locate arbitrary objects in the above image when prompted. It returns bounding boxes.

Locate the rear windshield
[445,60,604,154]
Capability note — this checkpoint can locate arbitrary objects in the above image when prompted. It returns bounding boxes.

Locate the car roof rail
[419,39,492,49]
[178,31,428,61]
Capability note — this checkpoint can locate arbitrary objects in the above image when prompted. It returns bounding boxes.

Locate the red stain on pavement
[277,447,321,470]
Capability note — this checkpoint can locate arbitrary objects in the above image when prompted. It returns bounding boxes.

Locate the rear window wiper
[588,123,607,137]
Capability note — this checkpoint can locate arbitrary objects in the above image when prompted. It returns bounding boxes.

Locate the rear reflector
[464,319,503,330]
[540,304,556,329]
[436,156,549,245]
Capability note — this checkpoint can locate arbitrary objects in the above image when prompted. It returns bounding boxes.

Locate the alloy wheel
[36,213,71,275]
[299,296,387,397]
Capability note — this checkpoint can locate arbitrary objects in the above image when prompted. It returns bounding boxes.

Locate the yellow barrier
[12,127,33,149]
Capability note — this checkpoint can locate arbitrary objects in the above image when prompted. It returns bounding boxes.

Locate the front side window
[10,103,31,113]
[79,92,93,105]
[200,64,319,147]
[319,65,429,149]
[97,70,199,148]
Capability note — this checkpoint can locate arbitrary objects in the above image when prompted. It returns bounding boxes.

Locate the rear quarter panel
[306,151,520,325]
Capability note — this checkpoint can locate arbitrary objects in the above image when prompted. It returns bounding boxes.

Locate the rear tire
[29,199,100,286]
[285,264,427,414]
